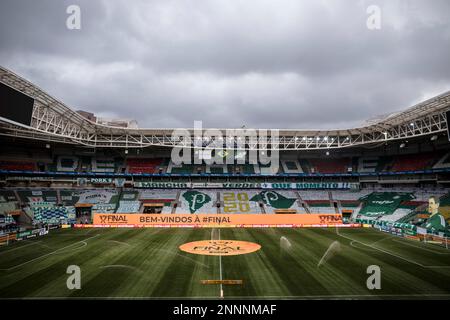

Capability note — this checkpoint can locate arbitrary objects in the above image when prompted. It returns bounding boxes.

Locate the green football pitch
[0,227,450,299]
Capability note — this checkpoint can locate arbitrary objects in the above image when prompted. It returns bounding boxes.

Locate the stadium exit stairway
[328,191,340,214]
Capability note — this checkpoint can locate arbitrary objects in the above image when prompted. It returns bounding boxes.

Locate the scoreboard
[0,82,34,126]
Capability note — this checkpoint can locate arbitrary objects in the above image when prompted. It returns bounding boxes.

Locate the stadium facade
[1,66,450,301]
[1,65,450,239]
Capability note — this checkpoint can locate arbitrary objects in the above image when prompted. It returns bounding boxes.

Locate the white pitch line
[350,240,377,252]
[151,248,210,268]
[107,240,131,247]
[392,238,450,254]
[99,265,143,274]
[52,241,87,254]
[9,293,450,300]
[335,228,427,267]
[0,241,43,255]
[218,228,224,299]
[213,293,450,299]
[370,234,396,246]
[211,228,224,298]
[0,234,99,271]
[336,228,450,269]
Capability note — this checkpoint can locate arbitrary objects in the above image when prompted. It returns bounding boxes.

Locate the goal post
[422,233,450,249]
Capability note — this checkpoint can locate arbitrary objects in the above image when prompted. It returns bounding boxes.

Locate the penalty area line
[391,238,450,254]
[335,227,427,268]
[0,234,99,271]
[211,228,224,299]
[0,241,43,255]
[336,228,450,269]
[219,229,224,299]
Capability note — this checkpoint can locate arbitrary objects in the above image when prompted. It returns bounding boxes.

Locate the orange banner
[93,213,343,227]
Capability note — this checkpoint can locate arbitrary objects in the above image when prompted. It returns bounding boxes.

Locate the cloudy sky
[0,0,449,129]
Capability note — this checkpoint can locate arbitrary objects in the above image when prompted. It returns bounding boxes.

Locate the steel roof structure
[1,65,450,150]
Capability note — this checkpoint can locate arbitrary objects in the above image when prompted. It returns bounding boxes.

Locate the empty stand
[433,152,450,169]
[358,157,379,173]
[390,153,437,172]
[127,158,163,174]
[0,160,36,171]
[30,203,75,225]
[0,153,447,175]
[166,160,199,174]
[309,158,351,174]
[92,158,116,173]
[57,156,79,172]
[116,200,141,213]
[206,164,228,174]
[281,160,303,174]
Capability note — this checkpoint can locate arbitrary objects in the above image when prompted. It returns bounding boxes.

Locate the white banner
[135,181,359,189]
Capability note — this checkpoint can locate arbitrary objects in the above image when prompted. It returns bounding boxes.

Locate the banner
[6,176,49,181]
[90,177,113,184]
[358,192,415,217]
[16,230,32,239]
[134,181,359,190]
[75,177,116,186]
[262,182,358,190]
[93,213,343,227]
[191,182,225,188]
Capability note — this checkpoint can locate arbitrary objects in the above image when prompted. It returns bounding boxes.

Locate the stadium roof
[1,65,450,150]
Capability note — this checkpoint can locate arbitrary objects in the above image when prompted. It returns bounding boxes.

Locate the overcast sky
[0,0,449,129]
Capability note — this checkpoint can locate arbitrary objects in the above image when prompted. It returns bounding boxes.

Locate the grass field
[1,227,450,299]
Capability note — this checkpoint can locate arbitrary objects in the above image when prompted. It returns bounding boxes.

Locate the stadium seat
[280,160,303,174]
[92,158,116,173]
[127,158,163,174]
[390,153,437,172]
[116,200,141,213]
[30,203,76,225]
[57,156,79,172]
[0,160,36,171]
[309,158,351,174]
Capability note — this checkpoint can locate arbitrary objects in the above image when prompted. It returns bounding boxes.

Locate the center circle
[179,240,261,256]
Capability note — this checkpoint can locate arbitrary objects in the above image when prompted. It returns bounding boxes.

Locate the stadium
[1,65,450,300]
[2,2,450,310]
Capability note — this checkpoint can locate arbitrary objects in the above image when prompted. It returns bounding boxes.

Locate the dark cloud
[0,0,449,129]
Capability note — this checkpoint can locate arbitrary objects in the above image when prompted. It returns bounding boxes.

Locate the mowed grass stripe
[335,227,450,267]
[290,228,388,296]
[258,228,338,296]
[1,228,157,297]
[219,228,291,297]
[0,227,449,298]
[149,229,218,298]
[0,231,94,269]
[329,227,433,295]
[0,231,107,297]
[329,228,450,295]
[290,228,373,296]
[68,228,158,297]
[69,228,179,297]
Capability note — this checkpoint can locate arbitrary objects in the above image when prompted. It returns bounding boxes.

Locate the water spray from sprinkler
[317,241,341,268]
[280,236,292,257]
